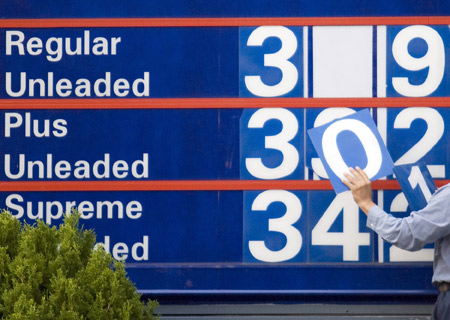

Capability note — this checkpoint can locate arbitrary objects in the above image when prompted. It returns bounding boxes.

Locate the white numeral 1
[408,166,433,202]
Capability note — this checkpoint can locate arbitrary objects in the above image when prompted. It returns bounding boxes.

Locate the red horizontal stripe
[0,180,330,191]
[0,16,449,28]
[1,97,450,109]
[0,179,447,192]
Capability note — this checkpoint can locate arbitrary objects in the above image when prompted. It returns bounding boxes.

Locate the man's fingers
[342,175,353,189]
[343,170,356,183]
[349,167,364,180]
[355,166,371,184]
[342,168,359,190]
[349,167,369,184]
[342,167,373,191]
[343,167,371,185]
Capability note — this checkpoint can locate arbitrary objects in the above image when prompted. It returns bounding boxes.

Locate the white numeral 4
[312,192,370,261]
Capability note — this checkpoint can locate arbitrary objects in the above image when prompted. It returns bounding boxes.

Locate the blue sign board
[3,1,450,299]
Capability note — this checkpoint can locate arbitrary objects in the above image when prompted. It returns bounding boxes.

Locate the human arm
[343,168,450,251]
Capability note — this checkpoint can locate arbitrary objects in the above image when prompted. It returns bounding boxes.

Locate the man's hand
[342,167,376,215]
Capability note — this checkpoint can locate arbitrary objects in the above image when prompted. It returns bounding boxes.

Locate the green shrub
[0,209,158,320]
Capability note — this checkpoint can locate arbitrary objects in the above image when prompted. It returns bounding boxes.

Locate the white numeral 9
[245,26,299,97]
[392,25,445,97]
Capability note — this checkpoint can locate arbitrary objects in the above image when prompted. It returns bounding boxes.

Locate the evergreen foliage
[0,210,158,320]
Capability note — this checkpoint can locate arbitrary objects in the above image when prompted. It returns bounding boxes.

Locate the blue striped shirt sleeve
[367,185,450,252]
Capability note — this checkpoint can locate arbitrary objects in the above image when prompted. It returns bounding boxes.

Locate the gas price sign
[2,15,450,297]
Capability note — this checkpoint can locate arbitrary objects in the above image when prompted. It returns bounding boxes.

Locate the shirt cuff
[366,205,385,232]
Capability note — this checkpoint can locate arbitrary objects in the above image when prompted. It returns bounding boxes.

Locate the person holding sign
[342,167,450,320]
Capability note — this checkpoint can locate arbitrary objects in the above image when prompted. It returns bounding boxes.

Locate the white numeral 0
[245,26,299,97]
[392,25,445,97]
[322,119,382,180]
[249,190,302,262]
[246,108,299,179]
[311,108,356,179]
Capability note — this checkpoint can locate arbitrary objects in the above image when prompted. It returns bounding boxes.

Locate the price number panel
[241,107,374,263]
[383,25,450,98]
[243,190,372,263]
[243,190,308,263]
[381,107,450,179]
[304,107,450,182]
[241,106,449,264]
[305,108,359,180]
[240,25,450,98]
[239,26,305,98]
[240,108,304,180]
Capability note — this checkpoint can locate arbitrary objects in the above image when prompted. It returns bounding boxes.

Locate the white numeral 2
[394,107,445,177]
